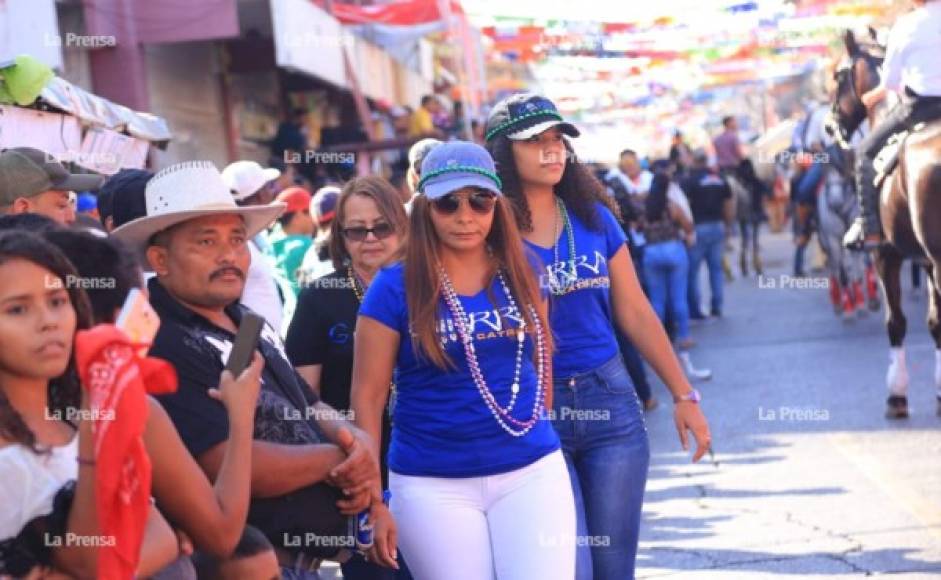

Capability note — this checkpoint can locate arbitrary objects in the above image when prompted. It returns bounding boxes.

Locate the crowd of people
[0,92,717,580]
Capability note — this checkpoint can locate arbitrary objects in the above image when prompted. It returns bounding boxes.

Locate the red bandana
[74,325,177,579]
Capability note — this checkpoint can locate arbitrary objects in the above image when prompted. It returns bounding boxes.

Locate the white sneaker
[679,351,712,381]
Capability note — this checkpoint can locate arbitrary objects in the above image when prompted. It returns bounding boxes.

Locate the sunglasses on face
[430,190,498,215]
[342,222,395,242]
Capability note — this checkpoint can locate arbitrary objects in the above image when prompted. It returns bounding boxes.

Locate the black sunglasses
[342,223,395,242]
[431,191,497,215]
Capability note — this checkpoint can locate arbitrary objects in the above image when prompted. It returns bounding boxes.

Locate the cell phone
[225,312,265,376]
[115,288,161,346]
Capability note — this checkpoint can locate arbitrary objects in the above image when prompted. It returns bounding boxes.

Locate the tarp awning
[39,77,172,142]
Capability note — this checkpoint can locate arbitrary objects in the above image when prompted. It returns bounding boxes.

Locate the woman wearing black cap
[485,93,712,580]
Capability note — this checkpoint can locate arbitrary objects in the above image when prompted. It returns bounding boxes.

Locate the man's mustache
[209,266,245,281]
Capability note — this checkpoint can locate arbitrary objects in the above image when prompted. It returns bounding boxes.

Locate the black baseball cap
[484,93,580,142]
[98,169,152,227]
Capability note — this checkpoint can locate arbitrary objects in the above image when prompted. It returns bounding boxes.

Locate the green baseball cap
[0,147,104,207]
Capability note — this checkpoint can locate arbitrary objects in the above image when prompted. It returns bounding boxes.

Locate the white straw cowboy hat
[111,161,285,271]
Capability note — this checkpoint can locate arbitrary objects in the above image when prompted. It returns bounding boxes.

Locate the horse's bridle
[830,51,884,149]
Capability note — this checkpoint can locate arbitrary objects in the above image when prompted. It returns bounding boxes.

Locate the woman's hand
[208,352,264,428]
[673,402,712,462]
[367,503,399,570]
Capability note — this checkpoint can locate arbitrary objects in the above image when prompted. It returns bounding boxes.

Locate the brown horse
[830,29,941,418]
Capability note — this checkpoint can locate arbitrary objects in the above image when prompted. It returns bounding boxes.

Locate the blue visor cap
[418,141,503,200]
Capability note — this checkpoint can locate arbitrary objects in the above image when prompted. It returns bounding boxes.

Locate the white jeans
[389,450,576,580]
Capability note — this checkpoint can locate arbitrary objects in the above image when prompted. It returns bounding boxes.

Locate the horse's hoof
[886,395,909,419]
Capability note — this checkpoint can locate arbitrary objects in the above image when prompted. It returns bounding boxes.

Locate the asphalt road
[637,231,941,579]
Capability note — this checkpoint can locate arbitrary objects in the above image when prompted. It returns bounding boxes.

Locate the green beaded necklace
[549,196,578,296]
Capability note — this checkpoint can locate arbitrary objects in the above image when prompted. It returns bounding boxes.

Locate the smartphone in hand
[226,312,265,376]
[116,288,161,348]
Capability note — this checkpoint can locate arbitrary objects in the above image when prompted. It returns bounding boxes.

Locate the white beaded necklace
[437,265,548,437]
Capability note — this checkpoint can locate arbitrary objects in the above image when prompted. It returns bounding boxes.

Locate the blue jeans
[643,239,690,341]
[688,222,725,316]
[552,355,651,580]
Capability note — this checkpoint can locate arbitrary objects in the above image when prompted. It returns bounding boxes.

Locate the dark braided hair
[0,231,93,454]
[486,134,620,232]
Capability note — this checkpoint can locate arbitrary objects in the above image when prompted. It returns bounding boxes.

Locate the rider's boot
[844,163,884,250]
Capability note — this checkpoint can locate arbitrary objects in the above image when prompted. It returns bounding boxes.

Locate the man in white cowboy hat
[221,159,290,333]
[112,161,381,575]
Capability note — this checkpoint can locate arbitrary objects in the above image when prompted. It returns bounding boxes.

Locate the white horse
[815,145,881,319]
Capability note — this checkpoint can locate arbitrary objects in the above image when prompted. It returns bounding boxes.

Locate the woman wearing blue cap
[351,141,575,579]
[486,93,712,580]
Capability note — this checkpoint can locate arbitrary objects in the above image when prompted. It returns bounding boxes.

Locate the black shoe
[886,395,909,419]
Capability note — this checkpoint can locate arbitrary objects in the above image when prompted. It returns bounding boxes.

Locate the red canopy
[317,0,465,26]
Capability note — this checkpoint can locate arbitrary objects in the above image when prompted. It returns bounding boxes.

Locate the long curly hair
[486,134,619,232]
[0,232,93,453]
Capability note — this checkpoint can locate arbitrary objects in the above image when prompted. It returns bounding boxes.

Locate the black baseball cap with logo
[484,93,580,142]
[0,147,104,206]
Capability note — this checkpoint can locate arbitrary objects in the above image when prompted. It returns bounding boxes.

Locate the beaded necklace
[437,265,548,437]
[348,267,365,303]
[548,196,578,296]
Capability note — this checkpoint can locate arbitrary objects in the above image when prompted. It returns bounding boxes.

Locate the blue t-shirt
[358,262,560,478]
[525,202,627,377]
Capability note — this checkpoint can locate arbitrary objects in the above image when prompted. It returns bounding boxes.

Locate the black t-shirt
[146,279,353,556]
[286,270,358,411]
[147,277,324,459]
[285,268,392,486]
[682,168,732,224]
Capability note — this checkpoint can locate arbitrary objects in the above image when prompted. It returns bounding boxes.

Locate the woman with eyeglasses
[351,142,575,579]
[285,176,407,580]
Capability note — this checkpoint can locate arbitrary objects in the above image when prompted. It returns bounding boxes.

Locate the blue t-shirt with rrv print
[525,202,627,378]
[358,262,559,478]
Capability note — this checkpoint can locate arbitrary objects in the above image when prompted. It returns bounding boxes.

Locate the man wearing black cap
[0,147,104,225]
[97,168,153,232]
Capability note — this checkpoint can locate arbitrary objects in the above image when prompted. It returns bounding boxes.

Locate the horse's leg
[739,219,749,277]
[874,244,909,418]
[751,218,763,275]
[925,266,941,415]
[912,161,941,415]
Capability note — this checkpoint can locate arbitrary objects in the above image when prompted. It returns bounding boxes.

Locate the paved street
[638,231,941,578]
